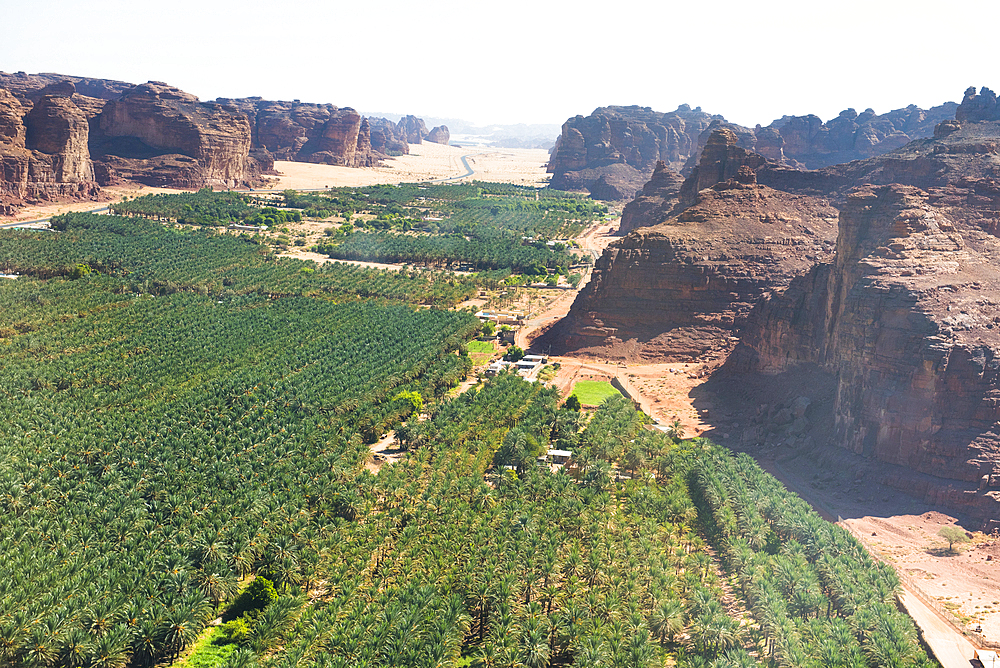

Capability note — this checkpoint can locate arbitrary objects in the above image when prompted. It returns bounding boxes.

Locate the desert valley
[1,67,999,668]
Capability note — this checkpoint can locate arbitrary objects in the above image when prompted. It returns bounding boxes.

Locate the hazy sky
[4,0,998,128]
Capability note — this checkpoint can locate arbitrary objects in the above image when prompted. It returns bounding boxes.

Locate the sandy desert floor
[270,144,551,190]
[3,144,552,223]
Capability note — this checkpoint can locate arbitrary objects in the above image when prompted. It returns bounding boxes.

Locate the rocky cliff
[94,83,255,188]
[425,125,449,145]
[547,104,728,199]
[368,117,409,155]
[554,94,1000,524]
[549,100,958,201]
[0,85,99,214]
[543,146,839,360]
[718,184,1000,518]
[0,71,433,213]
[217,98,404,167]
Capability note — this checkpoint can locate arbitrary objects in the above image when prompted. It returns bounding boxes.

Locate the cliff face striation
[549,99,958,201]
[0,71,435,213]
[0,85,99,214]
[93,82,256,188]
[544,137,839,361]
[721,184,1000,518]
[555,92,1000,523]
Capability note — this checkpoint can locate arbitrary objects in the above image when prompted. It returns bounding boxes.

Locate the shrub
[225,576,278,620]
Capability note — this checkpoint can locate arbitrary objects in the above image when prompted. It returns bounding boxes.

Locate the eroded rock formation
[0,71,433,212]
[544,149,839,360]
[426,125,450,145]
[554,93,1000,524]
[218,98,400,167]
[0,86,99,213]
[547,104,727,199]
[94,83,253,188]
[397,115,428,144]
[618,161,686,235]
[549,100,958,200]
[719,184,1000,518]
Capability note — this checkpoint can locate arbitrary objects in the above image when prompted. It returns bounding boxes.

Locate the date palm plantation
[0,184,936,668]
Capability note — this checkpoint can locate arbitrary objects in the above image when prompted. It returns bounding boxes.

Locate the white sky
[3,0,998,128]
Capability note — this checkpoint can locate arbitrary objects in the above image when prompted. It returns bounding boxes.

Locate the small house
[547,449,572,465]
[976,650,997,668]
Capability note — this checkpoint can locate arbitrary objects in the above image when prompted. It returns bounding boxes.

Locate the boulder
[396,115,427,144]
[425,125,449,145]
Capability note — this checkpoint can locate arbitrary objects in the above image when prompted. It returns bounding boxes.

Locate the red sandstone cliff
[0,85,99,214]
[0,71,431,213]
[542,146,839,360]
[556,95,1000,524]
[549,100,958,201]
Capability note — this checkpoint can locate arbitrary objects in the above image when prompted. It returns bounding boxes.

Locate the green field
[570,379,622,406]
[466,339,496,365]
[0,191,934,668]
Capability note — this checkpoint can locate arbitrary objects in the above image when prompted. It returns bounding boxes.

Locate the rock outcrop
[425,125,449,145]
[397,115,428,144]
[956,86,1000,122]
[0,87,99,212]
[723,185,1000,510]
[549,100,958,200]
[368,117,409,155]
[218,98,398,167]
[555,90,1000,524]
[94,83,254,188]
[544,154,839,360]
[26,94,94,183]
[1,71,432,212]
[618,161,685,235]
[547,105,728,199]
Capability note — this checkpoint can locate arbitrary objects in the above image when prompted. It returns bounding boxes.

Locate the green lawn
[467,340,496,366]
[176,626,237,668]
[570,380,621,406]
[467,340,495,354]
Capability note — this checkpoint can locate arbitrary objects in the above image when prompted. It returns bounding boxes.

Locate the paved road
[0,205,109,228]
[429,153,478,183]
[899,589,977,668]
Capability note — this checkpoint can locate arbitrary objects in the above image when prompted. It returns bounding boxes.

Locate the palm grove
[0,185,935,668]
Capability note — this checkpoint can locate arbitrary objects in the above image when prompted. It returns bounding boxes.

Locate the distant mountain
[363,112,559,150]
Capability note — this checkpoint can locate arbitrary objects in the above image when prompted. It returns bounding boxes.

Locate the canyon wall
[555,96,1000,522]
[722,184,1000,516]
[549,99,958,200]
[0,85,99,214]
[0,71,433,212]
[544,131,839,360]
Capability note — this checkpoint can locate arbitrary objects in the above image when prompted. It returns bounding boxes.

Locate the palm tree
[59,628,94,668]
[90,628,131,668]
[519,619,550,668]
[648,598,685,644]
[158,606,201,662]
[20,627,58,668]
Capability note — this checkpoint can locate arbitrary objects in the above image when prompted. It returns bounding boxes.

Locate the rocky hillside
[0,71,432,213]
[551,88,1000,524]
[547,104,728,200]
[0,84,99,215]
[549,99,958,200]
[543,130,839,361]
